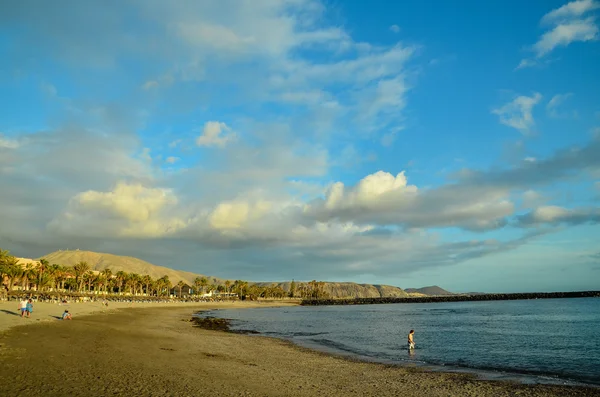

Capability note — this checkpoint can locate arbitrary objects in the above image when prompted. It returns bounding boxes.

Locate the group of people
[17,297,72,320]
[17,298,33,318]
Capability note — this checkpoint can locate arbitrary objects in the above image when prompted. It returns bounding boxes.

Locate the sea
[199,297,600,386]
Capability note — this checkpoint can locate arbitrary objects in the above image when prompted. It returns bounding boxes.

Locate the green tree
[193,276,203,296]
[73,261,90,292]
[289,280,297,298]
[115,271,128,294]
[101,268,113,293]
[176,280,185,298]
[141,274,153,295]
[37,258,49,289]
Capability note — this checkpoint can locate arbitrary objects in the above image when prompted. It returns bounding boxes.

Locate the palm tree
[115,271,127,294]
[160,276,171,297]
[73,261,90,292]
[126,273,139,295]
[199,277,209,295]
[83,271,96,292]
[37,258,49,289]
[57,266,72,291]
[1,256,21,291]
[21,263,36,291]
[101,268,113,292]
[176,280,185,298]
[46,264,61,291]
[141,275,153,295]
[224,280,232,294]
[193,277,202,296]
[37,273,53,291]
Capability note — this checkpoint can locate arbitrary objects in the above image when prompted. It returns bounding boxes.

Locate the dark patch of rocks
[302,290,600,306]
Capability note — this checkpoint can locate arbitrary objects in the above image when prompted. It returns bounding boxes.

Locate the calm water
[201,298,600,385]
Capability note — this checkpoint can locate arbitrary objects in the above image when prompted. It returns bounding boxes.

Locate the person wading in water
[408,329,415,350]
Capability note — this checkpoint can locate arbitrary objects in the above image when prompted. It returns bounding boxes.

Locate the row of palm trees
[0,249,328,299]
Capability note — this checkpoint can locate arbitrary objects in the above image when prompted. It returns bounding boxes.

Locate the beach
[0,304,598,396]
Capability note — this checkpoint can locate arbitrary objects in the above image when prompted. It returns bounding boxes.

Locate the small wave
[308,338,363,355]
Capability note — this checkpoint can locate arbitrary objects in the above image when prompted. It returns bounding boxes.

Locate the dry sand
[0,300,282,333]
[0,304,598,397]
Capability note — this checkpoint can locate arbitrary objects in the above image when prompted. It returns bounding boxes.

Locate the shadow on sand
[49,315,62,320]
[1,309,21,317]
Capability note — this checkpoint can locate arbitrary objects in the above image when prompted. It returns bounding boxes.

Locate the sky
[1,0,599,293]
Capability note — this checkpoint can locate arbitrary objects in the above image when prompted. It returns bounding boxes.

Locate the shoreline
[1,306,598,396]
[0,299,299,333]
[193,310,599,389]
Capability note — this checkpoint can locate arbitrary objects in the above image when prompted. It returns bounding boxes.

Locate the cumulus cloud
[306,171,513,231]
[49,182,186,238]
[492,93,542,135]
[518,0,599,68]
[196,121,236,148]
[389,24,400,33]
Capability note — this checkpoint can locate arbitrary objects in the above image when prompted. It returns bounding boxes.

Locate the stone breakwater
[301,290,600,306]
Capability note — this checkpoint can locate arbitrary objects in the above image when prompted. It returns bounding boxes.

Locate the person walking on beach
[18,298,28,318]
[25,299,33,318]
[408,329,415,350]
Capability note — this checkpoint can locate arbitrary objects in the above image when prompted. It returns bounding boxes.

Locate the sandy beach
[0,304,598,397]
[0,300,279,333]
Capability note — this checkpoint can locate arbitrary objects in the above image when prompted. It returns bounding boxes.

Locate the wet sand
[0,305,598,397]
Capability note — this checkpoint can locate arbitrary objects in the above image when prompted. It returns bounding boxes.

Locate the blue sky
[1,0,599,293]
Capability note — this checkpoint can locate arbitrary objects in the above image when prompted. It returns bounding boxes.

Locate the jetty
[301,290,600,306]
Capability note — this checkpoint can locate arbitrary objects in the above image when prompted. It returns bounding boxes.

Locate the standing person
[25,299,33,318]
[18,298,28,317]
[408,329,415,350]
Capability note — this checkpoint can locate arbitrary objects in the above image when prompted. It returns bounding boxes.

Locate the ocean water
[201,298,600,385]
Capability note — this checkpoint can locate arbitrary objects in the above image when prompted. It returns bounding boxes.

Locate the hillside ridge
[33,250,438,298]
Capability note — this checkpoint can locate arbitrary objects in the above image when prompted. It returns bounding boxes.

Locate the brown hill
[38,250,410,298]
[405,285,453,296]
[38,250,222,286]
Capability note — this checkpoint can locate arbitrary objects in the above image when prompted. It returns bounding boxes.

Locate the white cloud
[165,156,180,164]
[534,17,598,57]
[522,190,546,208]
[306,170,513,231]
[0,135,20,149]
[196,121,236,148]
[518,0,599,68]
[209,200,272,230]
[541,0,600,25]
[142,80,159,90]
[389,24,400,33]
[518,205,600,226]
[547,93,575,117]
[492,93,542,135]
[49,182,186,238]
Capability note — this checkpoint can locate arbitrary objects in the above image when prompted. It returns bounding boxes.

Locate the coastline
[195,308,600,388]
[0,306,598,396]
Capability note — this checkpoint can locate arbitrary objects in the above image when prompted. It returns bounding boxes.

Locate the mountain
[37,250,410,298]
[257,282,410,299]
[38,250,221,286]
[404,285,453,296]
